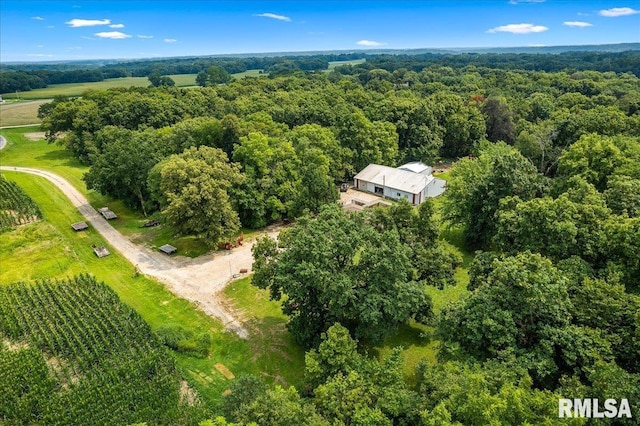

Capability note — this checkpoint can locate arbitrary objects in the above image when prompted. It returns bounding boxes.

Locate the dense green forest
[21,52,640,424]
[2,48,639,93]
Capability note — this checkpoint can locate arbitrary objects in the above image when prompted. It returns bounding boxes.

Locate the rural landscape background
[1,1,640,425]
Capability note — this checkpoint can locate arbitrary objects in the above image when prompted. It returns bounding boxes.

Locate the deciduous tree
[148,146,242,246]
[251,205,433,348]
[442,142,542,248]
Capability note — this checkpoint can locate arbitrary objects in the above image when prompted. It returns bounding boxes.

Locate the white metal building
[353,163,445,205]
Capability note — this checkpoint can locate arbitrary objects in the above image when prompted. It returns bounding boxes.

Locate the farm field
[231,69,265,78]
[0,170,306,405]
[0,175,42,231]
[0,275,193,425]
[327,58,366,69]
[0,99,49,127]
[0,74,197,100]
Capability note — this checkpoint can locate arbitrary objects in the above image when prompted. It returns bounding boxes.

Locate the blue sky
[1,1,639,62]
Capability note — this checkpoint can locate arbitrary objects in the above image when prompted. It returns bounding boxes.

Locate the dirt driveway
[0,165,280,338]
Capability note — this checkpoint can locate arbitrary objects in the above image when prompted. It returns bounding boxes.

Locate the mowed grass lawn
[1,74,197,100]
[0,127,210,256]
[0,171,305,404]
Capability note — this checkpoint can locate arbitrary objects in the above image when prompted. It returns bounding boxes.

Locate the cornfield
[0,274,196,425]
[0,176,41,232]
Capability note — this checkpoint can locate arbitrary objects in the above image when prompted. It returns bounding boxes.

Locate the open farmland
[0,275,194,425]
[1,74,197,100]
[327,58,366,69]
[0,175,41,231]
[231,69,265,78]
[0,100,49,126]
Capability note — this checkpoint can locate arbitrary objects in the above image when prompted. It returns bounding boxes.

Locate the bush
[156,324,211,358]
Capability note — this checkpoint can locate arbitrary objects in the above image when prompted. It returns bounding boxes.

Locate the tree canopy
[148,146,243,246]
[251,204,433,348]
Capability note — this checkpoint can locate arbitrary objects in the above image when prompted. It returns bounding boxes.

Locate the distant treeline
[0,68,128,93]
[2,50,639,94]
[349,50,640,76]
[0,54,351,93]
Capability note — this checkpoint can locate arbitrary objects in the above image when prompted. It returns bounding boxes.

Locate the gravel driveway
[0,165,280,338]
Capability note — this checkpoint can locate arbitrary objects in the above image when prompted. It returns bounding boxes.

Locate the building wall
[356,179,421,205]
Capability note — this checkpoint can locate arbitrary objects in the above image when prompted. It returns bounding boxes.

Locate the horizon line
[2,41,638,65]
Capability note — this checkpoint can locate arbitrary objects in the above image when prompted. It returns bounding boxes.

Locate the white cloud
[27,54,54,58]
[357,40,387,47]
[36,45,44,48]
[66,18,111,27]
[137,34,154,39]
[598,7,639,17]
[47,25,55,29]
[32,16,45,21]
[254,13,292,22]
[487,23,549,34]
[109,23,125,28]
[164,38,177,43]
[94,31,132,39]
[564,21,593,27]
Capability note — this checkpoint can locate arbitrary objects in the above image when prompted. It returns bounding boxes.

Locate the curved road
[0,135,279,338]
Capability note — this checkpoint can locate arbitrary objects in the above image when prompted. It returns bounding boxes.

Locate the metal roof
[354,164,434,194]
[398,162,432,175]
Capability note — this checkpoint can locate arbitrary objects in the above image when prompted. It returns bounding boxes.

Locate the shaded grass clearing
[223,277,305,386]
[0,172,305,404]
[376,213,472,379]
[1,74,197,100]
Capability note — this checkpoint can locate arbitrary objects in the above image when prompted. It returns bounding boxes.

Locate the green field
[0,275,193,425]
[0,100,49,127]
[231,69,265,78]
[1,74,197,100]
[0,170,306,404]
[328,59,366,69]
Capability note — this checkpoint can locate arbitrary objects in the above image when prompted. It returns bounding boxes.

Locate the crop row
[0,275,186,426]
[0,176,42,230]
